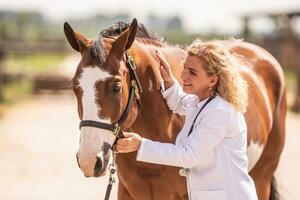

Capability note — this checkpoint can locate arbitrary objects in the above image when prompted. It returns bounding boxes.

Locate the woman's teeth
[184,84,192,86]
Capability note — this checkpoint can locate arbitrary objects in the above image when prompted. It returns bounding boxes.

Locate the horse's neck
[129,43,185,142]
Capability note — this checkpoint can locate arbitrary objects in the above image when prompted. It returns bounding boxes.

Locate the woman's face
[181,55,217,99]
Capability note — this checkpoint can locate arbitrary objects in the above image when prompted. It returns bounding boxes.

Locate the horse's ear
[111,18,138,60]
[125,18,138,50]
[64,22,88,52]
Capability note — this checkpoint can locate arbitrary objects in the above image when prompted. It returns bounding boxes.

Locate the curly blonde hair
[187,39,248,113]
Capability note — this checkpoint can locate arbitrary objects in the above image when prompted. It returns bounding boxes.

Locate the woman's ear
[209,75,219,88]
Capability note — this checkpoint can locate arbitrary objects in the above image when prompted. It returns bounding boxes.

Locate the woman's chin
[183,86,192,93]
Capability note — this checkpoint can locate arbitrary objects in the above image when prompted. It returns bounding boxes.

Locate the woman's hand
[117,132,142,153]
[156,49,175,90]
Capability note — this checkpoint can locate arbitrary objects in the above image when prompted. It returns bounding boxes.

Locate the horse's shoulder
[223,41,285,104]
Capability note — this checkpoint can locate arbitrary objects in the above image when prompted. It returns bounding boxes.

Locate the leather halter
[79,51,142,139]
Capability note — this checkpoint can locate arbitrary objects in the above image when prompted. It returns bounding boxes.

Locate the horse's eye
[113,83,122,94]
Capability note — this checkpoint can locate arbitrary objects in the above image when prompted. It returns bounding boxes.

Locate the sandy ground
[0,92,299,200]
[0,93,118,200]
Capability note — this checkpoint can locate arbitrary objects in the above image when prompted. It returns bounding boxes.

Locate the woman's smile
[183,83,192,87]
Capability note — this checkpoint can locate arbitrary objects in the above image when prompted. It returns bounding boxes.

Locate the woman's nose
[181,70,186,81]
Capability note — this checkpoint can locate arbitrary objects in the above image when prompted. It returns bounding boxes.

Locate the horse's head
[64,19,140,177]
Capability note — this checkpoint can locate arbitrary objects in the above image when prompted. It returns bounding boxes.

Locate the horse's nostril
[76,152,80,168]
[94,155,103,177]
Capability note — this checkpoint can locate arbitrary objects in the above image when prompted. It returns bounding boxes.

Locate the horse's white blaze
[79,67,112,122]
[247,140,264,172]
[77,67,115,176]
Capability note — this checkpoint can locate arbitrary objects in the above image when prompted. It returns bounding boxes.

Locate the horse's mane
[100,21,164,42]
[91,21,165,65]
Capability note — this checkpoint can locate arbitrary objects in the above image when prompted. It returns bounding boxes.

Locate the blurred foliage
[162,30,196,46]
[0,11,62,40]
[0,53,67,105]
[1,80,32,104]
[162,30,238,46]
[3,53,67,75]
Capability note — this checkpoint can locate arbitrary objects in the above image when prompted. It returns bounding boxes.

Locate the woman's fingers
[117,137,133,147]
[155,50,166,65]
[123,132,135,138]
[116,132,142,153]
[116,139,128,153]
[156,50,170,70]
[116,142,133,153]
[160,65,167,75]
[156,50,172,79]
[116,143,126,153]
[160,66,169,80]
[117,138,127,146]
[155,49,175,89]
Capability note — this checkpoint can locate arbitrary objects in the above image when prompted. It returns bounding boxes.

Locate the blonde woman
[117,40,258,200]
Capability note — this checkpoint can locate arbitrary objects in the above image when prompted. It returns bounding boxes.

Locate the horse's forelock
[91,35,109,65]
[90,21,166,68]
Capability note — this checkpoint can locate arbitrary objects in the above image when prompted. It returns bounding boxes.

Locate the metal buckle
[132,81,141,100]
[113,124,121,136]
[179,168,190,177]
[108,152,117,184]
[127,56,136,70]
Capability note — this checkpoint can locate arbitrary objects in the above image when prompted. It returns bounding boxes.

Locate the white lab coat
[136,81,258,200]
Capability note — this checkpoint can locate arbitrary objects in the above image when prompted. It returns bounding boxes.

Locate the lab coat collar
[196,96,214,108]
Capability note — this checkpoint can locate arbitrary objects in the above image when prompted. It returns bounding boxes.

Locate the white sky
[0,0,300,33]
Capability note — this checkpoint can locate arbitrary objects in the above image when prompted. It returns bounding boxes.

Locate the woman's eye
[189,70,196,75]
[113,83,122,94]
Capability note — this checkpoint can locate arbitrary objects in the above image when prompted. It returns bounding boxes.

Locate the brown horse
[64,18,286,200]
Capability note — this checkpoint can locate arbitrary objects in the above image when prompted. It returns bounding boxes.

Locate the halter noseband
[79,51,142,139]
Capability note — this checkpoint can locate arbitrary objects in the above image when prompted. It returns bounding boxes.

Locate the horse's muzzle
[76,151,106,177]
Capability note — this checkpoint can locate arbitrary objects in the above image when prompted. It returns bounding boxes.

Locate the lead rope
[104,151,117,200]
